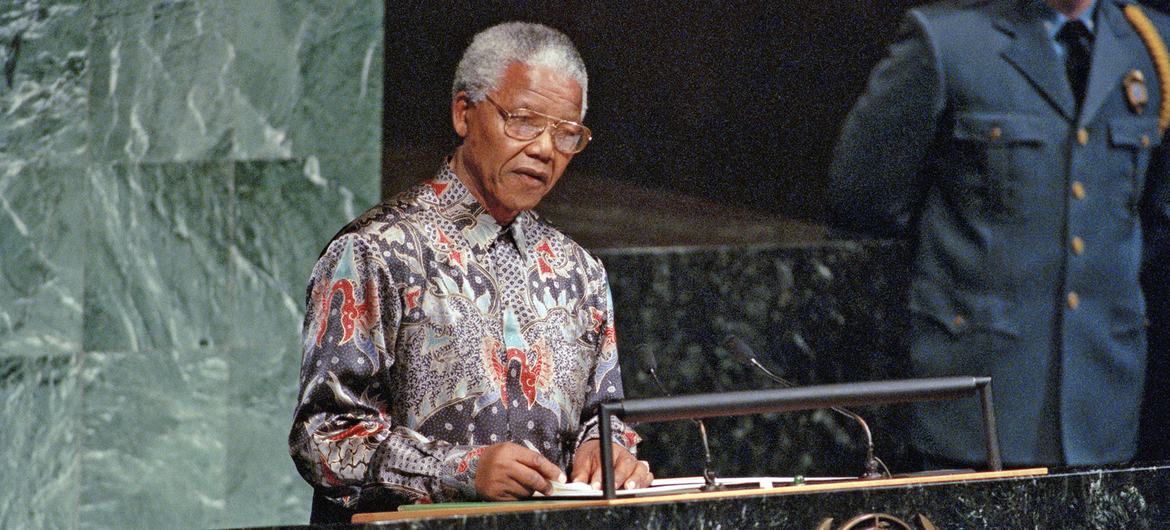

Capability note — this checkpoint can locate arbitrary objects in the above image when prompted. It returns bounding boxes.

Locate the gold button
[952,315,965,327]
[1077,128,1089,145]
[1072,181,1086,200]
[1067,291,1080,310]
[1072,236,1084,255]
[1142,135,1151,147]
[989,127,1002,140]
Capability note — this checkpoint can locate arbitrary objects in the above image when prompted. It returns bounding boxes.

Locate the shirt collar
[1042,0,1098,37]
[428,158,532,258]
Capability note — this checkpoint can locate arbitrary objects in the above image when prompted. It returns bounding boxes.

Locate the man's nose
[524,126,556,162]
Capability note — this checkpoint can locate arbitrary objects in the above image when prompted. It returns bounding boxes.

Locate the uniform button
[1141,135,1151,147]
[1077,128,1089,145]
[989,127,1003,140]
[1067,291,1080,310]
[1071,181,1086,200]
[1071,236,1085,255]
[952,315,965,328]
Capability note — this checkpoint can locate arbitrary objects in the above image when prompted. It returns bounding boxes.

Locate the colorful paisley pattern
[289,160,639,509]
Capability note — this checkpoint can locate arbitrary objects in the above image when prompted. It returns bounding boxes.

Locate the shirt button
[1141,135,1151,147]
[1067,291,1080,310]
[1071,236,1085,255]
[1071,181,1086,200]
[1077,128,1089,145]
[989,127,1003,140]
[952,315,966,328]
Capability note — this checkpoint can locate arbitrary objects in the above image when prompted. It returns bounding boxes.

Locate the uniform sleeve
[288,234,484,510]
[828,10,947,238]
[574,267,641,453]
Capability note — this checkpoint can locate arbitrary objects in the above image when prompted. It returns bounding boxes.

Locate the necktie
[1056,20,1094,110]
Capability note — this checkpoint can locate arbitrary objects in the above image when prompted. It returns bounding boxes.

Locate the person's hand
[570,439,653,490]
[473,442,565,500]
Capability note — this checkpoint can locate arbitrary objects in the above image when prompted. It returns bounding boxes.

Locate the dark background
[382,1,928,226]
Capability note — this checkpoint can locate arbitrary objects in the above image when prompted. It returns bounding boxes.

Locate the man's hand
[570,439,653,490]
[474,442,565,500]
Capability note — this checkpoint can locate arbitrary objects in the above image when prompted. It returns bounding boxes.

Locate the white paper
[533,476,853,498]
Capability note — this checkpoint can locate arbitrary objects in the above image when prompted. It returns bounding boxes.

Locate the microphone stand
[724,337,889,479]
[645,364,721,491]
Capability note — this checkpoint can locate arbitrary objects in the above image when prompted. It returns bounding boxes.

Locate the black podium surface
[274,463,1170,529]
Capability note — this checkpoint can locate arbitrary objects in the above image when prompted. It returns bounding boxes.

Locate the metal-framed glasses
[483,95,592,154]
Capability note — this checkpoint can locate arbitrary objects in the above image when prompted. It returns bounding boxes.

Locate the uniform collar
[1040,0,1098,37]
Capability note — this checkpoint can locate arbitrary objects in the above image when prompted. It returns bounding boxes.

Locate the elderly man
[831,0,1170,468]
[290,22,650,522]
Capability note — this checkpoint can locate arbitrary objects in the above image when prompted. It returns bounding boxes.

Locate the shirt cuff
[367,431,484,504]
[438,445,486,501]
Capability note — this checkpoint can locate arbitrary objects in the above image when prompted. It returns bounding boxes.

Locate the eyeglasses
[483,95,592,154]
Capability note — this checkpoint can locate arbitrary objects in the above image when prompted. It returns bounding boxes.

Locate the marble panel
[231,0,383,159]
[0,0,89,166]
[0,354,81,530]
[88,0,237,163]
[218,0,297,161]
[219,154,377,526]
[82,162,235,353]
[318,152,382,210]
[79,351,228,529]
[0,163,85,357]
[598,241,914,479]
[88,0,383,163]
[223,348,311,528]
[220,155,378,525]
[226,156,377,352]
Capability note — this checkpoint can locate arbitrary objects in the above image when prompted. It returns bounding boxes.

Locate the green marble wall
[0,1,382,527]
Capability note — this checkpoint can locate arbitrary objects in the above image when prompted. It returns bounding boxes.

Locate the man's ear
[452,91,471,138]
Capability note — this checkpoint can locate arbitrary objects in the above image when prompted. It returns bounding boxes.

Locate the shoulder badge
[1125,69,1148,115]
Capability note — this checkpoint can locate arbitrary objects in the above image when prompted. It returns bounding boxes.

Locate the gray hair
[453,22,589,118]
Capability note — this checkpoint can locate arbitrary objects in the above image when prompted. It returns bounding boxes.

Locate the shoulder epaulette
[1124,4,1170,133]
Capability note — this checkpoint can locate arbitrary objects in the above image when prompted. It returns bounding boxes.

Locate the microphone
[722,336,889,479]
[639,344,720,490]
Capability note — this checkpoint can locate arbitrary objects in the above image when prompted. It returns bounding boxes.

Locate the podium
[331,379,1169,528]
[348,464,1170,528]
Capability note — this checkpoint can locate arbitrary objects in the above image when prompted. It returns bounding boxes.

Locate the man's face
[453,62,583,224]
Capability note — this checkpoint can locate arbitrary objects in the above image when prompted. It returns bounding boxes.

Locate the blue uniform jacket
[830,0,1170,465]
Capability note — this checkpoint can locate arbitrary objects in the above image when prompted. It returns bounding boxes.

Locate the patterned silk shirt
[289,160,639,509]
